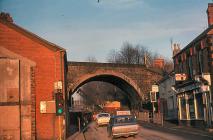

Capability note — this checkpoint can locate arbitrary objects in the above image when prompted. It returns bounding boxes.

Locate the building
[153,58,165,69]
[173,4,213,128]
[0,47,36,140]
[158,72,178,122]
[0,13,67,139]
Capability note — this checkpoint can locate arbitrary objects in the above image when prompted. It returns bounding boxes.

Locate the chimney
[0,12,13,23]
[172,43,181,57]
[207,3,213,26]
[153,58,164,69]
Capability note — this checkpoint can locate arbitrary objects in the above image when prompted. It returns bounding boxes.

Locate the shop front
[176,82,212,128]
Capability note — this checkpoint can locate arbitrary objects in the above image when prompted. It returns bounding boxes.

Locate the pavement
[67,121,213,140]
[139,120,213,137]
[139,121,213,140]
[67,132,85,140]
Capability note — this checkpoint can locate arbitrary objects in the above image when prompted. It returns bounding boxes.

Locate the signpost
[150,91,157,103]
[151,84,159,116]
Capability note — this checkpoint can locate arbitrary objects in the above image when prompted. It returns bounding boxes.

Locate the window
[188,98,195,119]
[98,113,110,118]
[188,57,193,79]
[196,93,204,119]
[198,51,203,74]
[179,63,183,73]
[114,116,136,124]
[180,97,187,119]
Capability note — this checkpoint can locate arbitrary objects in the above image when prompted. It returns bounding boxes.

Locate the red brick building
[173,4,213,128]
[0,13,67,139]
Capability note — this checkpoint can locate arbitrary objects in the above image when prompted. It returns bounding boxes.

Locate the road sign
[152,85,159,92]
[116,111,131,115]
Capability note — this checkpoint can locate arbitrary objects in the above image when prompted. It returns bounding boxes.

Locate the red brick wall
[0,22,66,139]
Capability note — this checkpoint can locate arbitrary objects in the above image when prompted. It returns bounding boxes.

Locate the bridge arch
[68,70,142,106]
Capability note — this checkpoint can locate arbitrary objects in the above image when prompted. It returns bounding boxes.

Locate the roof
[173,25,213,58]
[0,17,65,52]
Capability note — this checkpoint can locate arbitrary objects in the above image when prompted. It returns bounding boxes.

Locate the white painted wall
[159,74,177,120]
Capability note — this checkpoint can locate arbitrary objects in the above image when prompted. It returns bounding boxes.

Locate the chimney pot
[207,3,213,26]
[0,12,13,23]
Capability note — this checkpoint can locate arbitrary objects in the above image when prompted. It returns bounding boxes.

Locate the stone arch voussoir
[68,70,142,98]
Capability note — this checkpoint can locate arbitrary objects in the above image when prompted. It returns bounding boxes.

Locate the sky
[0,0,211,62]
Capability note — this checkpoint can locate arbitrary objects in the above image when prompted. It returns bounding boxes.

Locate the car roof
[98,113,110,114]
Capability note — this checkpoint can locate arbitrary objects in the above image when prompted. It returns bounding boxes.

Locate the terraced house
[173,4,213,128]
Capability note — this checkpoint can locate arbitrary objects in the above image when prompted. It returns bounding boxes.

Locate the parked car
[107,115,139,138]
[96,113,111,126]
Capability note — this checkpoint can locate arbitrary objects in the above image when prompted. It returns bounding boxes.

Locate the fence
[138,112,164,126]
[138,112,150,122]
[153,113,164,126]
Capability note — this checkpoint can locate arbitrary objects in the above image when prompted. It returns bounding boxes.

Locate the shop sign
[175,73,187,81]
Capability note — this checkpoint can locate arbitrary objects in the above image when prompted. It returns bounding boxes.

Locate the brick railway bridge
[67,62,163,108]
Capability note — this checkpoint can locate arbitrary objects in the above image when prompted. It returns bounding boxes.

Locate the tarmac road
[83,121,213,140]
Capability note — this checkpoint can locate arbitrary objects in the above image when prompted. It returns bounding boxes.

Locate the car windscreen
[114,116,136,124]
[98,113,110,117]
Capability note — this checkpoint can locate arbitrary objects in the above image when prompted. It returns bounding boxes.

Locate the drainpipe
[59,50,66,139]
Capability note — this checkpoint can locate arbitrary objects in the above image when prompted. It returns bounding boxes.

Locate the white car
[96,113,111,126]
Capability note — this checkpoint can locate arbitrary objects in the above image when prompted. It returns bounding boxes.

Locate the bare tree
[163,59,174,73]
[107,50,121,63]
[107,41,174,73]
[86,56,97,62]
[107,42,153,65]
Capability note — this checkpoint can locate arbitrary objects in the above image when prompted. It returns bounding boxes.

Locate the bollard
[78,117,81,132]
[161,113,164,126]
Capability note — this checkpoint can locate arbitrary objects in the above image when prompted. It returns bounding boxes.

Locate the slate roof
[173,25,213,58]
